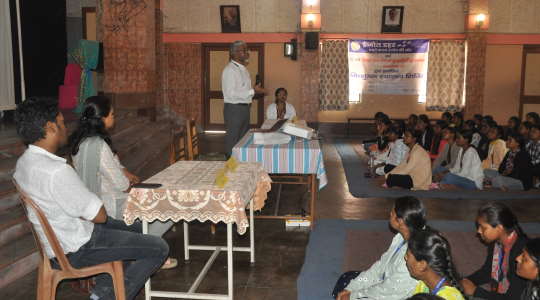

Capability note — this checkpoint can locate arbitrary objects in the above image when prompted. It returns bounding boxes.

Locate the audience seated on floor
[406,114,419,131]
[374,124,409,176]
[516,238,540,300]
[406,229,465,300]
[429,120,448,161]
[481,125,508,171]
[332,196,425,300]
[385,129,432,190]
[484,133,533,191]
[473,114,483,129]
[526,124,540,186]
[461,202,529,300]
[266,87,296,120]
[362,112,389,152]
[69,96,178,269]
[438,130,484,190]
[476,121,494,161]
[13,98,169,300]
[416,115,433,152]
[367,118,393,170]
[462,120,482,148]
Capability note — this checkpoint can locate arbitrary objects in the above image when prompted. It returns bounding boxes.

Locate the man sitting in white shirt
[266,87,296,120]
[13,98,169,300]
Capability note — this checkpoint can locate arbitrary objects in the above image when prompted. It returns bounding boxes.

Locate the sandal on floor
[161,257,178,270]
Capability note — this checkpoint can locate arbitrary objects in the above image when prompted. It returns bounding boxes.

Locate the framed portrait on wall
[220,5,241,33]
[381,6,404,33]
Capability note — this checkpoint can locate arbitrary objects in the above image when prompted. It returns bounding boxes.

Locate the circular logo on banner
[350,41,361,51]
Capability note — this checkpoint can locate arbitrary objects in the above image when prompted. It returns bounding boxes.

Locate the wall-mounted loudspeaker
[305,32,319,50]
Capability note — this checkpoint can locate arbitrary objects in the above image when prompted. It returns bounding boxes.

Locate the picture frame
[381,6,404,33]
[220,5,241,33]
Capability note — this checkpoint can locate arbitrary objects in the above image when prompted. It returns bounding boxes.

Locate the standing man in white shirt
[13,98,169,300]
[222,40,266,156]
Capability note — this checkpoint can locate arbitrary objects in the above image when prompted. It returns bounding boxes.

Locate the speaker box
[305,32,319,50]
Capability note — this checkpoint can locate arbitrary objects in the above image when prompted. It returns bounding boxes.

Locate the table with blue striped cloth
[231,131,327,189]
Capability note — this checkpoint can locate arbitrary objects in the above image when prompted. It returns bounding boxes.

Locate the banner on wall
[348,39,429,102]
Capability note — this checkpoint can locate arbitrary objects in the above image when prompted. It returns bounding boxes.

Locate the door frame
[519,45,540,118]
[201,43,265,131]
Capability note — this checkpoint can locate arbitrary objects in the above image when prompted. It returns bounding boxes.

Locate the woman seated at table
[385,129,432,190]
[482,125,508,171]
[437,130,484,190]
[69,96,177,269]
[516,238,540,300]
[406,229,465,300]
[484,133,533,191]
[266,87,296,120]
[333,196,424,300]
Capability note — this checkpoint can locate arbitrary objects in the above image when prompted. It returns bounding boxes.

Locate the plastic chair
[12,179,126,300]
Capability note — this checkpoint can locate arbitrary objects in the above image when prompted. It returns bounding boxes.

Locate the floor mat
[334,141,540,200]
[297,219,540,300]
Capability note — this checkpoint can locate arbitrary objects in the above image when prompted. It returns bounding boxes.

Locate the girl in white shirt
[266,87,296,120]
[333,196,423,300]
[439,130,484,190]
[70,96,177,269]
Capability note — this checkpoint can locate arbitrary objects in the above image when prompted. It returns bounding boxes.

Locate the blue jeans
[441,173,478,190]
[55,217,169,300]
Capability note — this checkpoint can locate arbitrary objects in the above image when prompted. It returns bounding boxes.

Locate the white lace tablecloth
[124,161,271,234]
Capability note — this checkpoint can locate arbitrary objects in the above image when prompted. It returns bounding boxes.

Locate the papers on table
[281,122,314,139]
[253,132,291,145]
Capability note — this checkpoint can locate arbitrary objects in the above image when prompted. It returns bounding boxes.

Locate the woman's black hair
[274,87,287,97]
[405,128,423,144]
[509,116,521,128]
[522,239,540,300]
[508,133,527,151]
[522,121,534,131]
[394,196,427,236]
[69,96,115,156]
[408,114,419,123]
[374,112,386,120]
[491,125,505,140]
[473,114,483,122]
[408,229,463,293]
[527,112,540,125]
[441,112,452,121]
[387,123,404,137]
[483,115,494,123]
[457,130,474,145]
[430,121,448,155]
[464,120,478,132]
[407,294,445,300]
[477,202,527,238]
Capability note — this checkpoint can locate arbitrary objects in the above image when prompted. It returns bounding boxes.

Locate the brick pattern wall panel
[162,43,202,122]
[464,33,487,119]
[299,47,320,122]
[102,0,156,94]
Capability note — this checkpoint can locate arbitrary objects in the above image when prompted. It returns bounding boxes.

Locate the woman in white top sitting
[69,96,177,269]
[333,196,423,300]
[266,87,296,120]
[438,130,484,190]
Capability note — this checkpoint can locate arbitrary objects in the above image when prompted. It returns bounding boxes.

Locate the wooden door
[202,43,264,131]
[520,46,540,118]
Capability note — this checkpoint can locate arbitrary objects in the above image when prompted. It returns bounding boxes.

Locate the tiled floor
[1,133,539,300]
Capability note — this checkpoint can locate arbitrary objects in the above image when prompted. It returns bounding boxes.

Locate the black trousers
[386,174,413,189]
[332,271,361,299]
[384,164,396,174]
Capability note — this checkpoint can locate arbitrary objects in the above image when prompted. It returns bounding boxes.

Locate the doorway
[202,43,264,131]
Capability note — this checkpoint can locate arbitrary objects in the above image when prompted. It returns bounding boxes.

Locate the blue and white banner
[348,39,429,100]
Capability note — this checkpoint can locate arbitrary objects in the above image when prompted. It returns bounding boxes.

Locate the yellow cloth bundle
[225,157,239,172]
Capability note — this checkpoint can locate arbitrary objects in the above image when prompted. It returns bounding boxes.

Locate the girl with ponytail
[517,238,540,300]
[461,202,529,299]
[333,196,426,300]
[406,229,464,300]
[69,96,178,269]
